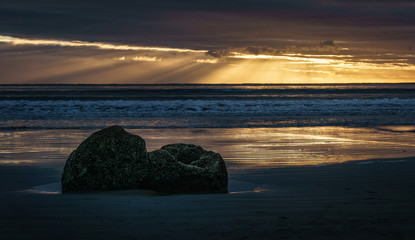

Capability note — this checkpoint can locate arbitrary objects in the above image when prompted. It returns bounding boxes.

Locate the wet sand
[1,157,415,240]
[2,126,415,168]
[1,126,415,239]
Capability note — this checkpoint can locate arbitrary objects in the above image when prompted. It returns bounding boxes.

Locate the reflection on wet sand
[0,126,414,170]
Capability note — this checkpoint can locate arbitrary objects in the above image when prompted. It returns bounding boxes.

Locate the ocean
[1,83,415,129]
[1,84,415,169]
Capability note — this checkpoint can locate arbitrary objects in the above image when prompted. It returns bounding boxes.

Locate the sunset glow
[1,33,414,84]
[1,0,415,86]
[0,35,205,53]
[1,2,415,238]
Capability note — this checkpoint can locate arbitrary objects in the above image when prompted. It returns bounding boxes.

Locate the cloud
[205,41,342,60]
[318,40,340,52]
[1,31,414,84]
[0,35,206,53]
[242,46,280,55]
[112,56,162,62]
[282,41,341,54]
[195,59,219,64]
[320,40,334,47]
[205,49,230,58]
[206,46,280,58]
[132,56,161,62]
[114,56,126,61]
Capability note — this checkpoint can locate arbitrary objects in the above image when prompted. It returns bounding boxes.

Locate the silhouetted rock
[61,126,228,193]
[61,126,147,192]
[146,147,228,193]
[161,143,205,164]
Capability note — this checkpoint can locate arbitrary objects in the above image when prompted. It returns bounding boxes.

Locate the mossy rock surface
[61,126,228,193]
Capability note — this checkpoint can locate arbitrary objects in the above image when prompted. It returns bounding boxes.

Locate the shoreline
[1,156,415,239]
[6,155,415,195]
[2,126,415,169]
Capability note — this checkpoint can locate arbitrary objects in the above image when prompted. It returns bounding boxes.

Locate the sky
[1,0,415,84]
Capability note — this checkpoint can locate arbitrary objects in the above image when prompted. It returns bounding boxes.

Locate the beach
[2,0,415,237]
[1,84,415,239]
[1,157,415,239]
[1,126,415,239]
[2,126,415,168]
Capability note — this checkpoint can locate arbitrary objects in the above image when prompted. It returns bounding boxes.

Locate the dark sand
[1,157,415,240]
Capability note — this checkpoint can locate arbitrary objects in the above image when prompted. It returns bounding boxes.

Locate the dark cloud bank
[1,0,414,50]
[206,41,341,58]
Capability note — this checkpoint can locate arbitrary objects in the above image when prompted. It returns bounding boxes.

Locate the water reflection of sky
[0,126,414,171]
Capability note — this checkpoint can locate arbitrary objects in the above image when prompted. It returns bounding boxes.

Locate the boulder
[61,126,148,192]
[61,126,228,193]
[145,146,228,193]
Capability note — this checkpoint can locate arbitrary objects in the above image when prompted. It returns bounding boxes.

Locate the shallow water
[1,126,414,171]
